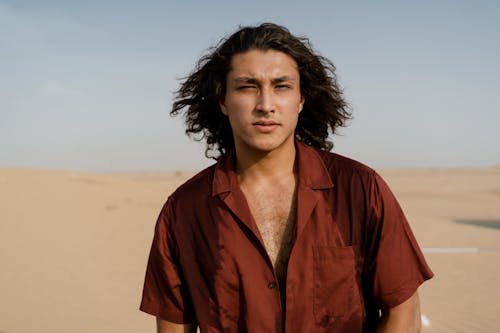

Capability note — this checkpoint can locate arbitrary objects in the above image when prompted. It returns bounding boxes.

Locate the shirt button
[268,282,277,289]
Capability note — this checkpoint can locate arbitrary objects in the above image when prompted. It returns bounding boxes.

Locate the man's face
[220,49,304,156]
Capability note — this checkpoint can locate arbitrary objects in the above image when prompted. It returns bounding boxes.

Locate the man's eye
[237,85,256,90]
[276,84,291,89]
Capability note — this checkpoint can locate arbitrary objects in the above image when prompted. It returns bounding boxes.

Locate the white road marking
[421,314,430,327]
[423,247,479,253]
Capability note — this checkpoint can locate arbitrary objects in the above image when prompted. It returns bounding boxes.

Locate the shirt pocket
[312,246,361,326]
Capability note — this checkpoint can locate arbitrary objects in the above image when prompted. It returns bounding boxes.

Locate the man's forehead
[227,49,300,78]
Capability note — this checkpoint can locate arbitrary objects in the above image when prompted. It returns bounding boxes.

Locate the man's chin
[238,138,294,156]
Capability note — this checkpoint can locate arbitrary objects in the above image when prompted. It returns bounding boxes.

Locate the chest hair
[242,181,297,289]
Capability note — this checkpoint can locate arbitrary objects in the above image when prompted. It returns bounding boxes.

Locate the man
[140,23,433,333]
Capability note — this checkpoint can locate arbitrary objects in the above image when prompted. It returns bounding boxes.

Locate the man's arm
[375,291,422,333]
[156,318,197,333]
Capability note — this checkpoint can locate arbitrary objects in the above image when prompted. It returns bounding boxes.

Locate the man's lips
[253,121,279,126]
[253,121,280,133]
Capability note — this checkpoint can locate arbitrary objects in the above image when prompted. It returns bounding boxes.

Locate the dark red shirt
[140,141,433,332]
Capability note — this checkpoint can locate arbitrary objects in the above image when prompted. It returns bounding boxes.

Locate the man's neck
[235,141,297,184]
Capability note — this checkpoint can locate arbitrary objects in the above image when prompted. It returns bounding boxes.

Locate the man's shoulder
[169,163,216,201]
[313,147,377,179]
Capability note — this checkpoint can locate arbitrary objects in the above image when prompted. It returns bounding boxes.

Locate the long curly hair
[171,23,351,159]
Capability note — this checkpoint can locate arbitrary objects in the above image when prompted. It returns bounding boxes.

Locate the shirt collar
[212,140,334,196]
[295,140,334,190]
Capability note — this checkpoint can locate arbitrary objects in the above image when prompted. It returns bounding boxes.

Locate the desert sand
[1,166,499,332]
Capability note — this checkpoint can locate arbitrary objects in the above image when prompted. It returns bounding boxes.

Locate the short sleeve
[139,198,195,323]
[364,172,434,309]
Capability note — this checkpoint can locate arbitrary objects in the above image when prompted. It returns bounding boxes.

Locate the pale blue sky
[1,0,499,171]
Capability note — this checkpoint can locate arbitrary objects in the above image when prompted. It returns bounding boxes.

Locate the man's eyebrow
[233,77,258,84]
[272,76,296,84]
[233,76,296,84]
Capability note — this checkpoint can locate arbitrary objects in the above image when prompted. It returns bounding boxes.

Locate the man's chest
[176,190,366,332]
[242,182,297,266]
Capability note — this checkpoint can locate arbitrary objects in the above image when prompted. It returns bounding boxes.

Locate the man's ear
[219,99,228,116]
[299,95,305,113]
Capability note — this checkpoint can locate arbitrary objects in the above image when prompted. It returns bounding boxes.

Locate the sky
[1,0,499,172]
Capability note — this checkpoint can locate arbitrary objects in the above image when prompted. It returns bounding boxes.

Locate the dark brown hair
[171,23,351,158]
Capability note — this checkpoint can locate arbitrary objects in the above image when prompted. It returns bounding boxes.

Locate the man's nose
[256,87,275,113]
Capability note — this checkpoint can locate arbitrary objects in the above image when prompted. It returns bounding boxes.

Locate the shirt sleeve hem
[380,272,434,309]
[139,303,195,324]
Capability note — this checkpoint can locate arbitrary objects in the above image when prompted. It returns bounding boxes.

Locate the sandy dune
[1,167,499,332]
